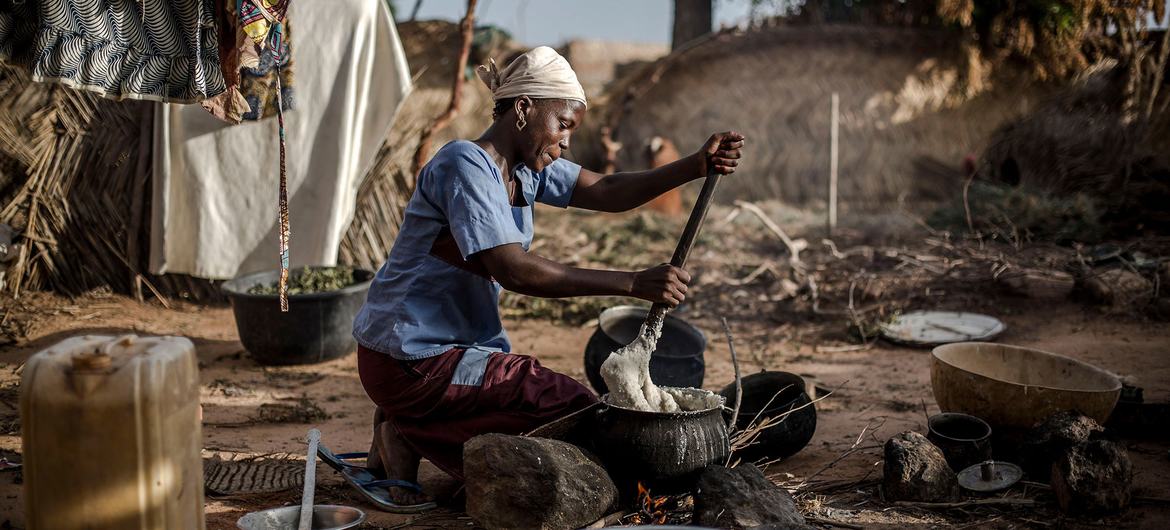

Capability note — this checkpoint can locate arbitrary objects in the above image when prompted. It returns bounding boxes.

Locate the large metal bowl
[931,342,1121,429]
[236,505,365,530]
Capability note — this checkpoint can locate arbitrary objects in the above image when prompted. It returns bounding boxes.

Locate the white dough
[600,315,720,413]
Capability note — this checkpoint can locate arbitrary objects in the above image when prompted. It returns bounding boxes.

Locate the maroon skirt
[357,345,598,480]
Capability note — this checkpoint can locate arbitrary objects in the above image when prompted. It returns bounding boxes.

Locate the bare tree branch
[412,0,477,175]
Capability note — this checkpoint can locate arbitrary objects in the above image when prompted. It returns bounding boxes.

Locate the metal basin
[931,342,1121,428]
[236,505,365,530]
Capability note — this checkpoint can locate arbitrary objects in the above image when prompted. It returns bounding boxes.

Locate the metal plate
[958,461,1023,493]
[880,311,1005,347]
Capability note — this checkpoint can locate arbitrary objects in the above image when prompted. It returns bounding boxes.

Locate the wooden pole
[828,92,839,235]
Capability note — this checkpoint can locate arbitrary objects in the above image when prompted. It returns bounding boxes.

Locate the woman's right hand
[630,264,691,306]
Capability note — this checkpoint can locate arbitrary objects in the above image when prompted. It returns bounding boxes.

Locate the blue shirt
[353,140,581,360]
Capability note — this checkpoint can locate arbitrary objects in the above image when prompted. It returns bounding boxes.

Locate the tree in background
[673,0,714,50]
[754,0,1166,117]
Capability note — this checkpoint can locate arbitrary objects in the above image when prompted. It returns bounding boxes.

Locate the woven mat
[203,454,303,496]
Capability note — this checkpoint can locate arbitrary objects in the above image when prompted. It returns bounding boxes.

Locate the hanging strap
[275,52,290,312]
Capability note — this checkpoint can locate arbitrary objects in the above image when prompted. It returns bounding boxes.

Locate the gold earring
[516,114,527,131]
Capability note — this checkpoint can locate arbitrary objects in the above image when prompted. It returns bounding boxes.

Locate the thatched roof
[0,63,152,297]
[0,20,514,298]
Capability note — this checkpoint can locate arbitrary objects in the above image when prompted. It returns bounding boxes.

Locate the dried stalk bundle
[0,63,149,297]
[0,20,499,299]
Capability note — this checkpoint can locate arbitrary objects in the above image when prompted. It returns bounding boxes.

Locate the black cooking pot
[720,371,817,462]
[927,412,992,471]
[221,267,374,365]
[584,306,706,395]
[592,390,729,496]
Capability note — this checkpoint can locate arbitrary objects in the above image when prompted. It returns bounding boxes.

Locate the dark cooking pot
[720,371,817,462]
[927,412,992,471]
[221,267,374,365]
[592,390,729,496]
[584,306,706,395]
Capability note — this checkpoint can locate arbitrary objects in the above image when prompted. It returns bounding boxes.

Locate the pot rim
[600,388,726,417]
[932,342,1122,394]
[720,371,809,418]
[928,412,992,442]
[597,305,707,359]
[222,266,374,301]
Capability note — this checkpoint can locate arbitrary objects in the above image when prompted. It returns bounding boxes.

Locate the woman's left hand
[697,131,746,177]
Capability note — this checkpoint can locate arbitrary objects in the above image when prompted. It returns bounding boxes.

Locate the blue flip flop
[317,444,438,513]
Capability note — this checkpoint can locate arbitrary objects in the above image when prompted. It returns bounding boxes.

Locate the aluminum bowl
[236,505,365,530]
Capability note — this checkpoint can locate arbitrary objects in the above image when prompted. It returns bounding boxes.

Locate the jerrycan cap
[71,351,112,372]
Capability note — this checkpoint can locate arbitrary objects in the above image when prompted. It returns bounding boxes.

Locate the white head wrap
[476,46,587,108]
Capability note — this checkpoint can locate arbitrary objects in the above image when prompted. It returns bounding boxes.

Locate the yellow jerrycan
[20,334,205,530]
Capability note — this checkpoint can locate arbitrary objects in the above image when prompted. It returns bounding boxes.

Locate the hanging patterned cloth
[0,0,226,102]
[235,0,292,311]
[203,0,294,123]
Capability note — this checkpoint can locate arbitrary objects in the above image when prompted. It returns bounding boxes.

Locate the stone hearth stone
[1019,410,1104,479]
[464,434,617,530]
[882,431,960,502]
[1052,440,1133,515]
[693,464,811,529]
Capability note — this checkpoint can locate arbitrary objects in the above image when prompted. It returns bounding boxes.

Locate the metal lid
[880,311,1005,347]
[958,460,1023,492]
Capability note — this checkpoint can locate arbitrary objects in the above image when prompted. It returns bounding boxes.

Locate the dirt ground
[0,289,1167,529]
[1,205,1169,529]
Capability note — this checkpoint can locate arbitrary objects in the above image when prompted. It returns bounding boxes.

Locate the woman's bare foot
[374,421,432,505]
[367,408,386,476]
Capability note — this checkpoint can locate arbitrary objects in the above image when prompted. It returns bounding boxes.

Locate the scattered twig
[955,516,1002,529]
[813,343,872,353]
[585,510,629,528]
[721,317,743,437]
[796,417,878,489]
[724,261,775,286]
[962,163,977,234]
[893,498,1037,509]
[733,200,807,269]
[805,516,864,529]
[822,238,846,259]
[735,381,849,454]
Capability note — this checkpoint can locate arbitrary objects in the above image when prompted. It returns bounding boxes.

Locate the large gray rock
[882,431,960,502]
[464,434,618,530]
[1052,440,1133,515]
[693,464,810,529]
[1020,410,1104,479]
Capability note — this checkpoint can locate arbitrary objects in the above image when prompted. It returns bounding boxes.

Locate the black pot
[220,267,374,366]
[720,371,817,462]
[592,391,729,496]
[584,306,706,395]
[927,413,992,471]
